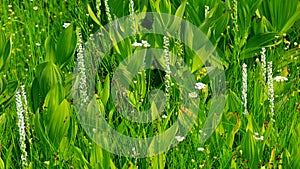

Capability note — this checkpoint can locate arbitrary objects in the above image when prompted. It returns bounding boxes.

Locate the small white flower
[195,82,206,90]
[141,40,151,47]
[33,6,38,10]
[35,43,41,47]
[132,41,143,47]
[197,147,205,151]
[294,42,298,46]
[175,136,185,142]
[162,114,168,119]
[254,135,264,141]
[188,91,198,98]
[274,35,279,39]
[63,23,71,28]
[254,132,259,136]
[143,42,151,48]
[273,76,288,82]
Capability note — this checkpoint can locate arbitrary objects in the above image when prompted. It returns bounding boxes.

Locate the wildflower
[15,89,28,167]
[35,43,41,47]
[63,23,71,28]
[254,135,264,141]
[294,42,298,46]
[267,62,275,117]
[273,76,288,82]
[163,36,171,106]
[104,0,112,22]
[132,42,143,47]
[175,136,185,142]
[76,29,88,108]
[33,6,38,10]
[197,147,205,151]
[260,48,267,81]
[132,41,150,47]
[141,40,151,47]
[242,63,247,115]
[162,114,168,119]
[21,85,31,144]
[195,82,206,90]
[204,5,210,18]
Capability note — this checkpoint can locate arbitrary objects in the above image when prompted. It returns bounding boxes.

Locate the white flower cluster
[15,89,28,167]
[76,30,88,108]
[273,76,288,82]
[260,48,267,81]
[132,40,151,47]
[163,36,172,103]
[267,62,274,117]
[242,63,247,115]
[104,0,112,22]
[188,82,206,99]
[21,85,31,144]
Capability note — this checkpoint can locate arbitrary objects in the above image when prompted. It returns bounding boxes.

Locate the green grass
[0,0,300,168]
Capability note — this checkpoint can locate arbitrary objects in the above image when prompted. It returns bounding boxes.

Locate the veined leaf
[56,25,77,68]
[48,99,70,146]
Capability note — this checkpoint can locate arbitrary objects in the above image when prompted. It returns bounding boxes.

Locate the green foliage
[0,0,299,168]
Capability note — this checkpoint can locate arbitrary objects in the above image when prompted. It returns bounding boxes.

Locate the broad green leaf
[101,75,110,105]
[45,36,56,62]
[39,62,63,96]
[0,37,11,71]
[0,156,4,169]
[169,1,187,32]
[280,1,300,33]
[0,76,6,94]
[31,78,42,112]
[56,25,77,68]
[240,33,278,59]
[0,31,11,71]
[33,112,55,152]
[44,84,65,118]
[226,89,242,112]
[48,99,70,146]
[0,80,18,108]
